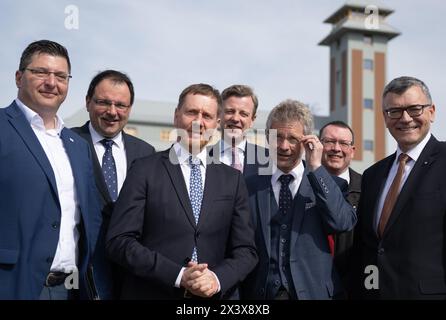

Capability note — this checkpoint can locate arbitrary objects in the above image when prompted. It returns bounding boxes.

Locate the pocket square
[305,202,316,210]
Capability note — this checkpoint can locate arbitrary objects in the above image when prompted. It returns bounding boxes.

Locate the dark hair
[19,40,71,72]
[177,83,222,113]
[221,84,259,117]
[383,76,432,105]
[319,120,355,145]
[86,70,135,106]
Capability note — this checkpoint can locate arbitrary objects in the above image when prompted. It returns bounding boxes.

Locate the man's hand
[301,135,323,171]
[181,261,218,298]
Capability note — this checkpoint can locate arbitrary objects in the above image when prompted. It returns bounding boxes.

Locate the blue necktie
[101,139,118,202]
[279,174,294,215]
[189,156,203,262]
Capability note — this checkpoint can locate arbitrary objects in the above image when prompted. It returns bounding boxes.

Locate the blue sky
[1,0,445,153]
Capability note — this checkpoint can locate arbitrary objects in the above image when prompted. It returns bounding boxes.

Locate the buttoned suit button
[378,248,385,255]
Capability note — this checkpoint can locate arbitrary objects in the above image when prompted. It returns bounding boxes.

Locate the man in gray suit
[242,99,356,300]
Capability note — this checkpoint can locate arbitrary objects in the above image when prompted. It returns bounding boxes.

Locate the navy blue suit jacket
[106,147,258,299]
[242,164,357,300]
[0,102,102,299]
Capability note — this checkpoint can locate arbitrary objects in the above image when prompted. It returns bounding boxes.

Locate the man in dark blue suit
[242,99,357,300]
[210,85,269,178]
[352,77,446,299]
[0,40,103,300]
[106,83,257,299]
[71,70,155,299]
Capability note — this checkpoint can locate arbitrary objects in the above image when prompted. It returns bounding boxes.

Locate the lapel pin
[69,137,74,142]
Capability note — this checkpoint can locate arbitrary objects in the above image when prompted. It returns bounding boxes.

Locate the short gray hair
[266,99,314,135]
[383,76,432,105]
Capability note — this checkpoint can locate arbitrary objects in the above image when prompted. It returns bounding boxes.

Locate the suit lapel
[383,137,440,236]
[290,171,314,248]
[6,103,58,196]
[197,164,218,229]
[77,123,111,203]
[257,176,273,257]
[123,132,137,171]
[162,148,196,227]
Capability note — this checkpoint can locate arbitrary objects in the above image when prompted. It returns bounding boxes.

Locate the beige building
[316,0,400,173]
[64,99,269,151]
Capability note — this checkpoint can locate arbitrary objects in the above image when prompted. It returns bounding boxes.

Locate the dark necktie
[189,156,203,262]
[378,153,410,237]
[279,174,294,215]
[101,139,118,202]
[231,147,243,172]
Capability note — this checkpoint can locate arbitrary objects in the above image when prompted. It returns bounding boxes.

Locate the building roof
[324,1,394,24]
[319,1,400,46]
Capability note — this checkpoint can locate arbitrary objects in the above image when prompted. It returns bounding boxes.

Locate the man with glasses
[352,76,446,299]
[319,121,361,298]
[242,100,356,300]
[0,40,103,299]
[72,70,155,298]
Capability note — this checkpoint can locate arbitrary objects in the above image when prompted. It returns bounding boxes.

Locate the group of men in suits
[2,39,446,300]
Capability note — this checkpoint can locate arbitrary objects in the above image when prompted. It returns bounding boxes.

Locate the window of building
[364,59,374,70]
[364,98,374,109]
[336,70,341,84]
[364,140,374,151]
[364,35,373,45]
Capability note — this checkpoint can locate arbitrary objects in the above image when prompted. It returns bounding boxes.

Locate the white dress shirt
[16,98,80,273]
[172,143,220,292]
[338,168,350,184]
[89,122,127,195]
[271,161,305,205]
[374,132,432,232]
[220,139,246,171]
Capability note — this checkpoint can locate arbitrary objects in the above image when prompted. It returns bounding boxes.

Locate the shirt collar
[15,98,64,134]
[89,121,124,149]
[220,138,247,153]
[338,168,350,184]
[271,161,304,185]
[395,132,431,164]
[173,142,208,167]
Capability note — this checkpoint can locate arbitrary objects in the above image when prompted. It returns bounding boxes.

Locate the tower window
[364,98,374,109]
[364,140,374,151]
[364,35,373,45]
[364,59,374,70]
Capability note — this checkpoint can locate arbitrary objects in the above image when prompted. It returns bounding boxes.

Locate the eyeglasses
[320,138,353,150]
[384,104,431,119]
[24,68,72,83]
[93,98,130,111]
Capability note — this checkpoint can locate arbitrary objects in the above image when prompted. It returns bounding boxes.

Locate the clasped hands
[180,261,219,298]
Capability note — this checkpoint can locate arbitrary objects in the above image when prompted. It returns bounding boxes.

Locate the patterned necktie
[279,174,294,215]
[189,156,203,262]
[231,147,243,172]
[378,153,410,237]
[101,139,118,202]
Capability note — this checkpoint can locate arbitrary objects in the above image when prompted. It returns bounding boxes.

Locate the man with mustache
[353,76,446,299]
[242,100,356,299]
[106,83,257,299]
[71,70,155,298]
[214,85,269,177]
[319,121,361,297]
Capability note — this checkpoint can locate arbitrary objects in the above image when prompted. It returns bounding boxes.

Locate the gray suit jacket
[242,164,357,300]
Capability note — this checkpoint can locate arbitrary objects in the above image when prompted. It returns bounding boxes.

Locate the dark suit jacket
[105,147,258,299]
[333,168,362,294]
[71,122,155,299]
[209,140,270,179]
[353,135,446,299]
[0,102,102,299]
[242,164,357,300]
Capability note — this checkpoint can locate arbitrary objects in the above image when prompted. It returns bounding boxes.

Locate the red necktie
[378,153,410,237]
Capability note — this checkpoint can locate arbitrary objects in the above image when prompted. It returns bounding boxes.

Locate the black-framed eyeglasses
[384,104,431,119]
[320,138,353,150]
[93,98,130,111]
[24,67,72,83]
